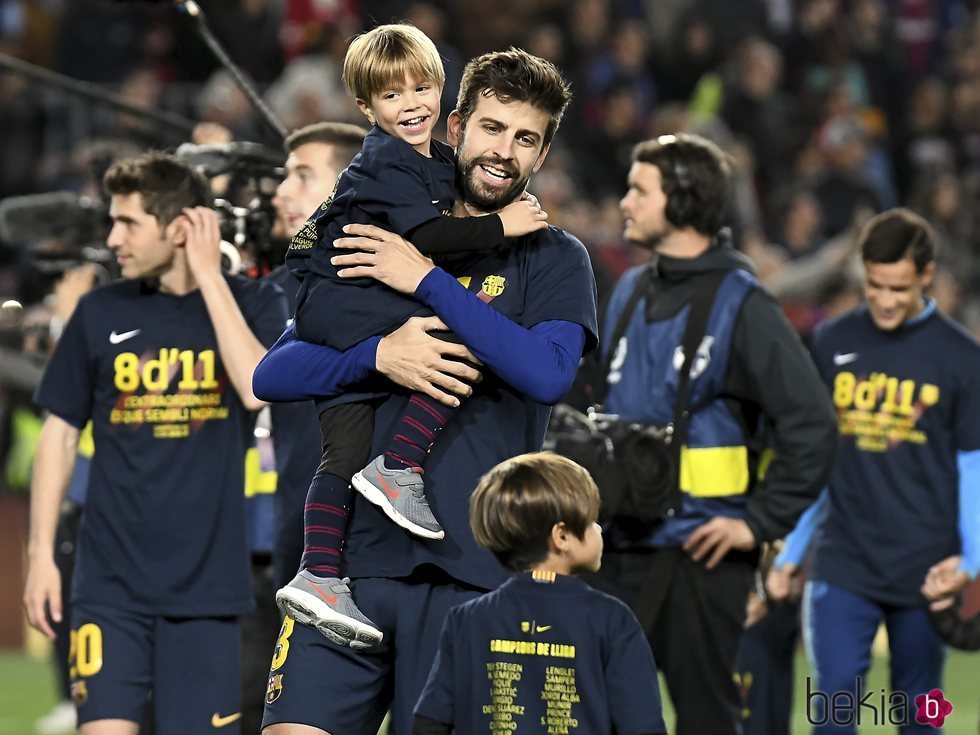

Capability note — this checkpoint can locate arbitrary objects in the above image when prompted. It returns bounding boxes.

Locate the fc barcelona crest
[71,680,89,706]
[481,275,507,299]
[266,673,284,704]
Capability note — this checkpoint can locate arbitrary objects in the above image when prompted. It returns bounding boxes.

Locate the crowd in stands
[3,0,980,475]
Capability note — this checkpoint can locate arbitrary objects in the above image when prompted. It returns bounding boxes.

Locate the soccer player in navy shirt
[771,208,980,734]
[255,49,598,735]
[414,452,666,735]
[23,152,288,735]
[277,26,551,642]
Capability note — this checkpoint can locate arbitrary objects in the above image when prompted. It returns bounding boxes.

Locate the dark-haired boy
[23,152,288,735]
[413,452,666,735]
[771,207,980,733]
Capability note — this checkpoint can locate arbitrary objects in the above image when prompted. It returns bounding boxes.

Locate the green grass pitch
[0,649,974,734]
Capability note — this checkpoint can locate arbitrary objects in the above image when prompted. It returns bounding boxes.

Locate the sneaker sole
[352,471,445,540]
[275,587,383,649]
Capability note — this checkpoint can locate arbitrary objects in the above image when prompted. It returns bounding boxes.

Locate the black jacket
[573,237,837,542]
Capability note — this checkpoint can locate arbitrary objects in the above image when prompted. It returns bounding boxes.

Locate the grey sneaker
[352,455,445,539]
[275,571,383,650]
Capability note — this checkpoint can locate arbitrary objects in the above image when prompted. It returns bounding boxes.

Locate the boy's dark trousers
[587,545,756,735]
[735,601,798,735]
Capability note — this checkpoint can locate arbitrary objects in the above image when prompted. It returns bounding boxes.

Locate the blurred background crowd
[4,0,980,334]
[2,0,980,567]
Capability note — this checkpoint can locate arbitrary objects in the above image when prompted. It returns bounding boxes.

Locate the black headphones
[657,134,697,228]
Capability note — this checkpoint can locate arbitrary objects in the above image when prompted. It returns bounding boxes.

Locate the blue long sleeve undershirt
[413,267,585,404]
[252,327,381,402]
[252,271,586,405]
[958,449,980,579]
[774,489,827,569]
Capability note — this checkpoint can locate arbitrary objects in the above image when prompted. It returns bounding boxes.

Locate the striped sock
[384,394,454,470]
[299,472,351,578]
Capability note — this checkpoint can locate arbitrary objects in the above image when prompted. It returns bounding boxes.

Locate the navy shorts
[262,573,483,734]
[69,602,242,734]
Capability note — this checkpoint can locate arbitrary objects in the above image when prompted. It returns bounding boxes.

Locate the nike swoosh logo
[109,329,141,344]
[833,352,858,365]
[211,712,241,728]
[379,475,400,500]
[311,584,338,607]
[431,199,440,204]
[536,625,552,633]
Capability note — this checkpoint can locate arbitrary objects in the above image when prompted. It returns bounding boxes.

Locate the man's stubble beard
[628,228,669,253]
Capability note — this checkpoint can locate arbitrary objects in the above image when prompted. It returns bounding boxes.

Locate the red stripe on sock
[402,416,435,440]
[409,395,448,424]
[386,450,417,468]
[391,433,425,452]
[304,503,348,516]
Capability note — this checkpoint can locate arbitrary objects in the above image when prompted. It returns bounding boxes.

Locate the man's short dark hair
[284,122,368,170]
[858,207,935,272]
[455,48,572,147]
[104,151,211,227]
[632,133,731,236]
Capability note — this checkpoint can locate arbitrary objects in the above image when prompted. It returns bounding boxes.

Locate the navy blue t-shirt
[34,275,288,616]
[344,227,598,590]
[415,573,666,735]
[287,127,456,349]
[810,304,980,606]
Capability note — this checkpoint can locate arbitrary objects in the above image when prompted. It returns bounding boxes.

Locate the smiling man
[23,152,288,735]
[769,207,980,735]
[254,49,598,735]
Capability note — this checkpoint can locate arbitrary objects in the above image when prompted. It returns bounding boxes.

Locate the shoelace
[334,578,353,594]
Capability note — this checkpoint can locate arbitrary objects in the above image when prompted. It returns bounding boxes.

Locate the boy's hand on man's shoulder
[499,196,548,238]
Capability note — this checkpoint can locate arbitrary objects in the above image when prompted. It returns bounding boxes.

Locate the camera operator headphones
[656,134,697,229]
